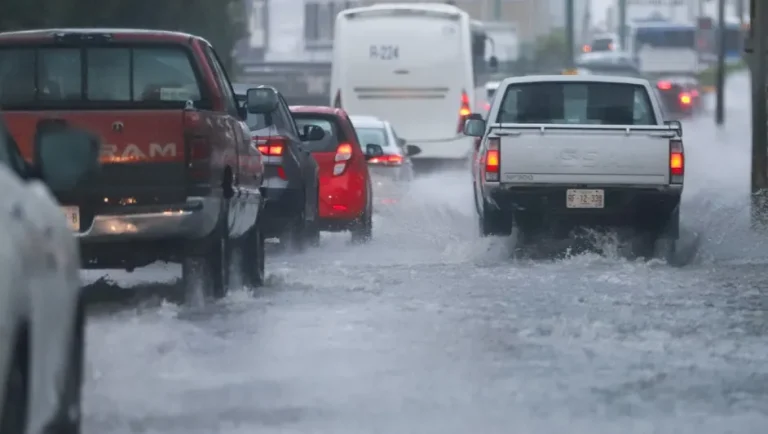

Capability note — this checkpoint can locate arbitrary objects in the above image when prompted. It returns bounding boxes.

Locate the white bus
[330,3,497,162]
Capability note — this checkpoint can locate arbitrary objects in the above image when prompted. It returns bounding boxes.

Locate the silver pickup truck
[465,75,684,259]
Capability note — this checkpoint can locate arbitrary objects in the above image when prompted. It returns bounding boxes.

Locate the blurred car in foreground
[654,76,702,116]
[349,115,421,207]
[0,124,100,434]
[234,84,323,251]
[290,107,378,243]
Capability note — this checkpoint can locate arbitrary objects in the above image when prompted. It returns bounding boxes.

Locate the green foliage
[0,0,246,72]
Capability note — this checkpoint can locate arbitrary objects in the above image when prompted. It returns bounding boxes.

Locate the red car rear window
[293,113,347,153]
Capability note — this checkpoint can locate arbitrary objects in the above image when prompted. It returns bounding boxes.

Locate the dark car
[654,76,703,116]
[234,83,323,251]
[0,29,267,300]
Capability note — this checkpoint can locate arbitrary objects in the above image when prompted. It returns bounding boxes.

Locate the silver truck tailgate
[497,127,671,185]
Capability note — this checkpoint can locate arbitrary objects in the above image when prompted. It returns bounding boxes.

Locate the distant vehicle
[0,124,100,434]
[233,84,323,251]
[582,33,620,54]
[290,106,377,242]
[465,74,684,260]
[0,29,267,299]
[627,22,701,75]
[654,76,703,116]
[330,2,498,167]
[349,115,421,206]
[572,58,643,78]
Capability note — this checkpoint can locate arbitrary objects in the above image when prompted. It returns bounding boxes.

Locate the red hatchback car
[290,106,375,242]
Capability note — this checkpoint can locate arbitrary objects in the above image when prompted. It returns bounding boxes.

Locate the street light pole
[751,0,768,228]
[566,0,575,67]
[714,0,726,124]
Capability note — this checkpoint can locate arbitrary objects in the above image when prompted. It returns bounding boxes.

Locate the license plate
[60,206,80,231]
[566,189,604,209]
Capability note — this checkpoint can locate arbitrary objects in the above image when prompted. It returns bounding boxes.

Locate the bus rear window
[0,46,204,108]
[497,82,655,125]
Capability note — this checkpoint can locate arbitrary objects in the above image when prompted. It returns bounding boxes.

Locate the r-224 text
[369,45,399,60]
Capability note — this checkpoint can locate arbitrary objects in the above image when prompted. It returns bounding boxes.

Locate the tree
[0,0,245,72]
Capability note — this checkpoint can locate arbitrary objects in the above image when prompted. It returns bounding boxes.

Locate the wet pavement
[82,73,768,433]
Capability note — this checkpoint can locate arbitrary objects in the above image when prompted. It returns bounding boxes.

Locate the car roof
[485,81,501,90]
[349,115,387,128]
[289,105,345,116]
[500,74,650,87]
[0,28,207,44]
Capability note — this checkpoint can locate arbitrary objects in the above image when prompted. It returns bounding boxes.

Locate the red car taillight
[333,143,353,176]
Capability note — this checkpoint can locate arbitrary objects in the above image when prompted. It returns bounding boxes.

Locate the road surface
[82,73,768,434]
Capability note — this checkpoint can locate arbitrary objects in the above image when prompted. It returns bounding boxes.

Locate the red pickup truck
[0,28,266,300]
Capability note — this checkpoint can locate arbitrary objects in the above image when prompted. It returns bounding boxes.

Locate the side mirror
[489,55,499,70]
[246,87,279,114]
[33,128,100,192]
[665,119,683,137]
[463,118,486,137]
[300,124,325,141]
[396,137,406,147]
[365,144,384,160]
[405,144,421,157]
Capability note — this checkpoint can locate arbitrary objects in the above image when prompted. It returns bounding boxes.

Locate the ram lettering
[100,143,179,162]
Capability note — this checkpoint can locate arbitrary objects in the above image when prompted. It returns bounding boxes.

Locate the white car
[465,74,684,260]
[350,115,420,206]
[0,123,100,434]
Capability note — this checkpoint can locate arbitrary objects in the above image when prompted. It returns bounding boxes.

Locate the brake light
[582,44,591,53]
[457,90,471,133]
[368,154,403,165]
[484,137,500,182]
[669,139,684,182]
[333,143,354,176]
[254,136,287,179]
[256,143,283,156]
[657,81,672,90]
[333,90,342,108]
[679,92,692,105]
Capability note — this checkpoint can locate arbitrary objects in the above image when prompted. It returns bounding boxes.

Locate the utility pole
[715,0,726,125]
[737,0,744,27]
[618,0,626,50]
[493,0,501,20]
[751,0,768,229]
[566,0,575,67]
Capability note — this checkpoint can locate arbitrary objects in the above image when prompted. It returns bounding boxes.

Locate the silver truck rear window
[496,82,655,125]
